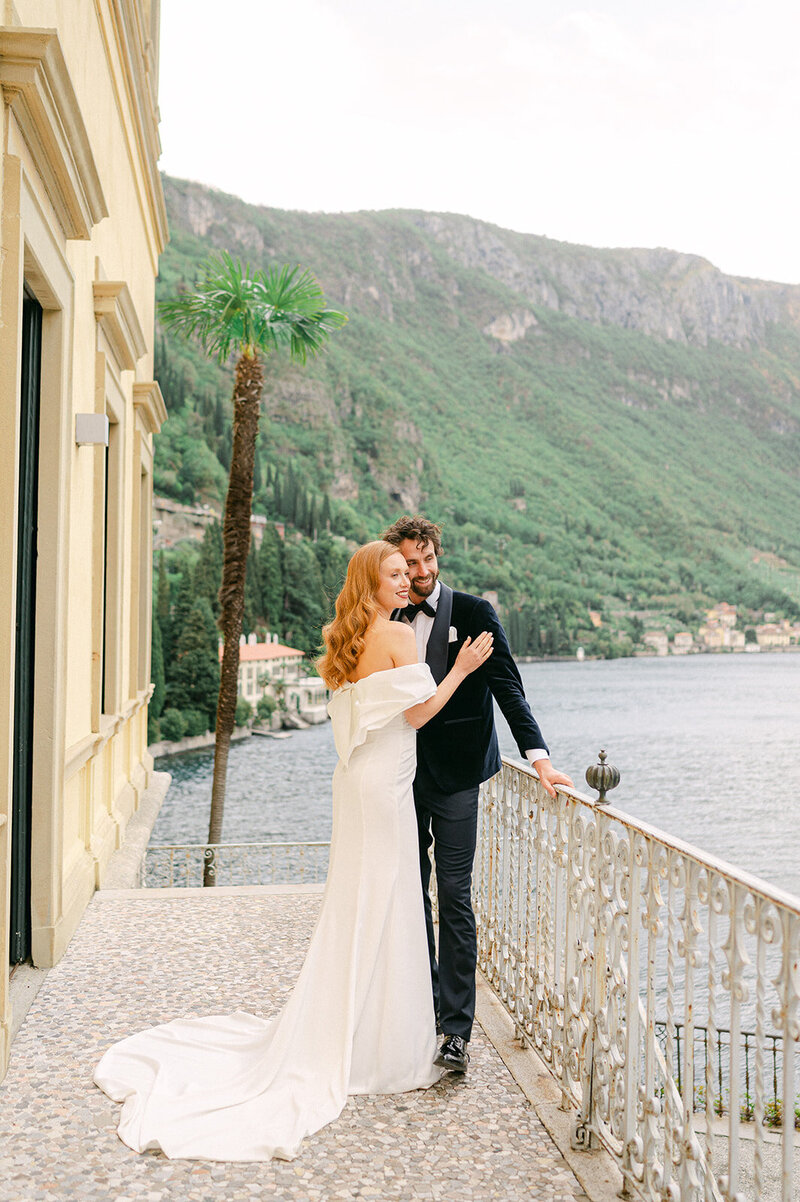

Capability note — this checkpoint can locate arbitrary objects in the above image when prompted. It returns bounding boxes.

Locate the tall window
[11,288,42,964]
[137,464,151,692]
[97,398,122,723]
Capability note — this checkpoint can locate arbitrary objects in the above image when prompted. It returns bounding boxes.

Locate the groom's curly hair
[381,514,443,554]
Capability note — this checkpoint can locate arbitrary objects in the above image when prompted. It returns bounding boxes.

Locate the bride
[94,540,493,1161]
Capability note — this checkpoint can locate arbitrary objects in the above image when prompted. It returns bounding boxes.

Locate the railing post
[571,752,620,1152]
[641,843,667,1197]
[620,830,642,1195]
[550,779,570,1106]
[677,859,702,1200]
[699,868,719,1202]
[561,786,579,1112]
[776,909,799,1202]
[520,772,537,1045]
[572,798,602,1151]
[752,905,768,1199]
[721,880,747,1197]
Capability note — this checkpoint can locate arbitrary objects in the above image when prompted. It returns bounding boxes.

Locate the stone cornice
[93,280,147,371]
[0,27,108,240]
[133,380,167,434]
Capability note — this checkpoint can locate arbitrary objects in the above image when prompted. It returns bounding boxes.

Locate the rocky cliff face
[408,213,800,349]
[165,177,799,352]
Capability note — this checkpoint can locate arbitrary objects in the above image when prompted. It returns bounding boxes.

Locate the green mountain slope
[154,174,800,650]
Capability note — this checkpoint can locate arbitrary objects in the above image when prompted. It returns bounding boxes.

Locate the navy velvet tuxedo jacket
[398,584,548,795]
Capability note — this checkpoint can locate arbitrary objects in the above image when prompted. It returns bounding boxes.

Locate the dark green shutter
[10,291,42,964]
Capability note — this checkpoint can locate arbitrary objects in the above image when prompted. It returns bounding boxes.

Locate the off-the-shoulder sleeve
[327,663,436,766]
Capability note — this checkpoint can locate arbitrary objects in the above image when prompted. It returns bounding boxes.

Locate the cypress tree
[167,569,196,667]
[507,608,522,656]
[156,551,170,638]
[528,608,541,656]
[284,464,296,524]
[194,521,224,619]
[320,492,332,533]
[218,428,232,471]
[213,395,225,436]
[282,540,327,654]
[296,488,308,533]
[243,543,262,634]
[258,522,284,632]
[314,532,349,603]
[166,596,220,728]
[150,609,166,719]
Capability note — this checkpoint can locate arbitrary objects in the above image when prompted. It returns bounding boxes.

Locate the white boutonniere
[448,626,459,643]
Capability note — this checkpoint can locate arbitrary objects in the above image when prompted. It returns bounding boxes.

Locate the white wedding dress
[94,663,441,1161]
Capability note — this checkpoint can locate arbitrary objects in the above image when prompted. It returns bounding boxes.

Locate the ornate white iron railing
[140,841,330,888]
[475,758,800,1202]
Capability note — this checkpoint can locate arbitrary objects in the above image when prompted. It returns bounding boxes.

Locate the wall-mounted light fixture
[75,413,109,446]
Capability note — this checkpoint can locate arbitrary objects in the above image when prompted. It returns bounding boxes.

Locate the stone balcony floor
[0,886,605,1202]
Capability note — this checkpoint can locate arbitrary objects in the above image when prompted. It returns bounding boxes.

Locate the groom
[382,515,573,1073]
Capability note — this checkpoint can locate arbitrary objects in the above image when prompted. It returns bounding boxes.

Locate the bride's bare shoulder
[386,618,415,642]
[364,618,413,655]
[381,619,416,655]
[349,619,416,681]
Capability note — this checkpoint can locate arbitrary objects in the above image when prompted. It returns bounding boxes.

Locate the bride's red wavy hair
[318,540,400,689]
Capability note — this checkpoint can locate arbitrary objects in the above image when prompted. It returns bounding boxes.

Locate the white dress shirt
[408,581,440,661]
[406,581,549,766]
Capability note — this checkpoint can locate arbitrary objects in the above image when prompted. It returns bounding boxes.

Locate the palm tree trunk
[205,350,264,885]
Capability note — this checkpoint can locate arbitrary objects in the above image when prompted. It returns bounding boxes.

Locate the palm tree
[160,254,346,884]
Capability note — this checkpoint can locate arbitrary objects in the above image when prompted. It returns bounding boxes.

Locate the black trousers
[413,770,480,1043]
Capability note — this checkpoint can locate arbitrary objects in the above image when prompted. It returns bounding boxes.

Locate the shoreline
[148,725,251,761]
[516,645,800,665]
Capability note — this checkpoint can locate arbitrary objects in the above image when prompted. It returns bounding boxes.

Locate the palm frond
[158,252,347,364]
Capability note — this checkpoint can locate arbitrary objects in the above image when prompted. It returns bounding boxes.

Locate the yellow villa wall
[0,0,167,1078]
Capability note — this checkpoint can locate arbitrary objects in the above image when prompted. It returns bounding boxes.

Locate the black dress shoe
[434,1034,469,1073]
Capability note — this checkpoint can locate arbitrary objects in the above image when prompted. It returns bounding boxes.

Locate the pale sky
[158,0,800,285]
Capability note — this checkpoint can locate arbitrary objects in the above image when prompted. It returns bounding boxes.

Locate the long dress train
[94,663,441,1161]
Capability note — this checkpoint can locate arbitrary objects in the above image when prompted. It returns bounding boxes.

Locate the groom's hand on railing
[532,758,574,798]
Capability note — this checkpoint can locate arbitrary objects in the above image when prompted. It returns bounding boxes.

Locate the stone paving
[1,889,589,1202]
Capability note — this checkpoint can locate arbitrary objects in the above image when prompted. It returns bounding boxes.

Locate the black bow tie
[406,600,436,620]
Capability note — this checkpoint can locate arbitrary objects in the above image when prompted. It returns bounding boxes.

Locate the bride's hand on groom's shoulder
[455,631,494,676]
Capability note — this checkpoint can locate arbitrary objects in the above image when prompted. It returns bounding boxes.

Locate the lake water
[154,652,800,899]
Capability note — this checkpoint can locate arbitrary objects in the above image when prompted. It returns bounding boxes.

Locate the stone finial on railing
[585,748,620,804]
